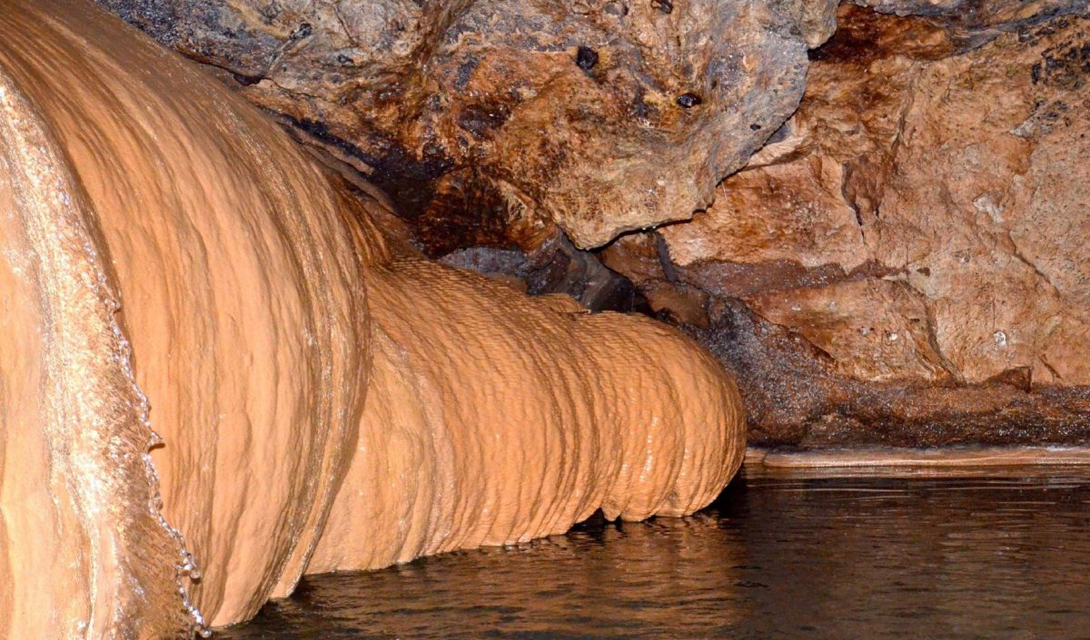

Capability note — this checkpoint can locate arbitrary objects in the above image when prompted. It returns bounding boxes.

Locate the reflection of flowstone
[0,1,746,636]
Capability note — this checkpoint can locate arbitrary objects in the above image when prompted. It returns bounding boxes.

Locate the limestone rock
[600,4,1090,445]
[663,6,1090,384]
[96,0,838,251]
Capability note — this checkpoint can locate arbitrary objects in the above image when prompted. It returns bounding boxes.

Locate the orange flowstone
[0,0,746,636]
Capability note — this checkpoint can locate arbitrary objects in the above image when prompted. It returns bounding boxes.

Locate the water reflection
[220,466,1090,639]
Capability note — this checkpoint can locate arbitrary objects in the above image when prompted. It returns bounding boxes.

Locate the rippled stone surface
[222,465,1090,639]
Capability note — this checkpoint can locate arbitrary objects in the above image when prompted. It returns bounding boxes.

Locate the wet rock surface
[96,0,838,251]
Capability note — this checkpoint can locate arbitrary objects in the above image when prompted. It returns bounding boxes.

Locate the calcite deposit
[96,0,839,251]
[0,1,745,637]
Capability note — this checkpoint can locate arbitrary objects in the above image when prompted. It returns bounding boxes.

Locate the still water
[220,465,1090,639]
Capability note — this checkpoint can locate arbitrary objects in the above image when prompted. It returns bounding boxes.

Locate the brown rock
[96,0,839,251]
[662,155,869,273]
[601,4,1090,445]
[599,231,668,288]
[670,6,1090,383]
[599,231,711,325]
[745,278,952,383]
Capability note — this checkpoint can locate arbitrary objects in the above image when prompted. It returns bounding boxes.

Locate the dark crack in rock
[440,233,651,313]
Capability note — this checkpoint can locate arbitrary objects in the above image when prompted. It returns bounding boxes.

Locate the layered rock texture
[0,1,745,637]
[95,0,840,251]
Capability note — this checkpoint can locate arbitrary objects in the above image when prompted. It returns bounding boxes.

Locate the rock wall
[95,0,841,251]
[608,2,1090,445]
[0,1,745,636]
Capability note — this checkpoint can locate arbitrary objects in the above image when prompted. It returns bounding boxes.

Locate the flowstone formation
[0,1,746,637]
[95,0,839,251]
